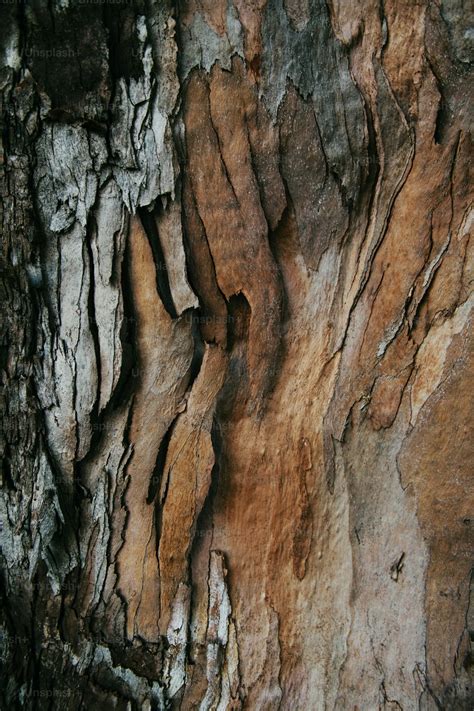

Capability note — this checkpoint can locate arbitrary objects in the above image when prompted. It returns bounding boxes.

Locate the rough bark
[0,0,472,709]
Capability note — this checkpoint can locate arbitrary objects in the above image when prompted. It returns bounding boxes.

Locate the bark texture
[0,0,473,709]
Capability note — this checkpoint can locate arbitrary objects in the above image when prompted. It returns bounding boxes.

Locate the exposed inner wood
[0,0,472,708]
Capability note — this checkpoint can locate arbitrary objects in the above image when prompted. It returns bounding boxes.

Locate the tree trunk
[0,0,472,708]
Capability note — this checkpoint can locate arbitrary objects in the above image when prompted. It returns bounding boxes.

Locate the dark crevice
[77,223,139,470]
[154,458,172,567]
[258,192,288,402]
[138,207,178,319]
[243,113,274,230]
[111,225,140,405]
[214,293,251,421]
[85,215,102,441]
[0,444,16,492]
[147,417,177,506]
[103,1,144,84]
[181,173,229,347]
[434,93,451,145]
[184,193,226,314]
[409,131,461,333]
[205,81,241,211]
[426,56,451,146]
[186,419,223,661]
[186,308,206,382]
[40,428,78,551]
[331,98,380,358]
[226,293,251,352]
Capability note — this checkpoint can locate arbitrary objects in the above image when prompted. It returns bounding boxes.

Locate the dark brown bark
[0,0,472,709]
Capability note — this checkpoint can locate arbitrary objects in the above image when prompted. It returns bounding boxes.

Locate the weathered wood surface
[0,0,472,708]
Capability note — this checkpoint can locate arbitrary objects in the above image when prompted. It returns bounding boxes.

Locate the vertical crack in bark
[138,206,178,320]
[84,215,102,440]
[147,418,177,507]
[1,0,472,706]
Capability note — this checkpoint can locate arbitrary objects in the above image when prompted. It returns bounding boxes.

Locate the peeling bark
[0,0,472,709]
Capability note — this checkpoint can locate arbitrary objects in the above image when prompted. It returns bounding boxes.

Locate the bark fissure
[1,0,472,708]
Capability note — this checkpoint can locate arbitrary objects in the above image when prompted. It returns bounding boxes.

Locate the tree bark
[0,0,472,708]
